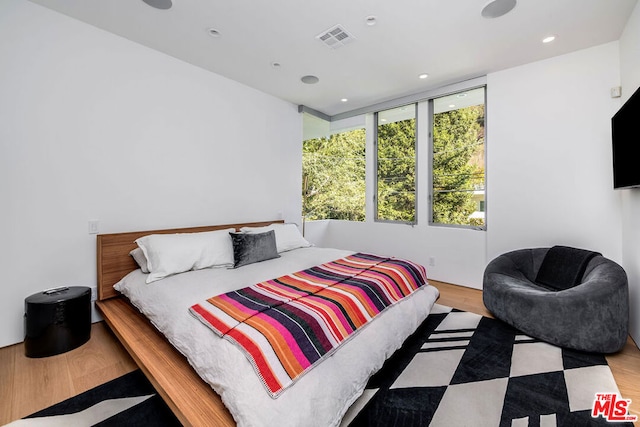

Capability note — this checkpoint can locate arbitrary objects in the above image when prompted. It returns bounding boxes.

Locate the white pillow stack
[130,223,311,283]
[240,223,311,253]
[135,228,235,283]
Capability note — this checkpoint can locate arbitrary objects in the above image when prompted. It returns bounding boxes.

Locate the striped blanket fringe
[189,253,428,397]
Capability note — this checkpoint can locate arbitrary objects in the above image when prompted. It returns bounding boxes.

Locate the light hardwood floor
[0,322,137,425]
[1,281,638,425]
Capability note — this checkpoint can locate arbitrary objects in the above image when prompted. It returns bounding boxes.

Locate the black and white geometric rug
[343,304,633,427]
[10,370,180,426]
[10,305,632,427]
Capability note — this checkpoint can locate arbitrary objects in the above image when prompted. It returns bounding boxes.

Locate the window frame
[428,86,487,231]
[373,103,418,225]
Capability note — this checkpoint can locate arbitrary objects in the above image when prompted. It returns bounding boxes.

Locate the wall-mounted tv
[612,85,640,189]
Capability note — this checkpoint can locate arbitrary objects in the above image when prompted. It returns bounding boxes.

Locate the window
[302,128,366,221]
[375,104,417,223]
[430,87,486,228]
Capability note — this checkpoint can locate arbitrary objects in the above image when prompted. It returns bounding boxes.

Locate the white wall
[0,0,301,347]
[486,42,623,263]
[619,1,640,345]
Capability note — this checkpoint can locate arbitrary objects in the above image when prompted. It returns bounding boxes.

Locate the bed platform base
[96,220,284,427]
[97,297,234,426]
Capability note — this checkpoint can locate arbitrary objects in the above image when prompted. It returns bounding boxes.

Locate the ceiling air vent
[316,25,355,49]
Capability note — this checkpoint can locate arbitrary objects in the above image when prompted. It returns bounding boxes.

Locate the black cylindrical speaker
[24,286,91,358]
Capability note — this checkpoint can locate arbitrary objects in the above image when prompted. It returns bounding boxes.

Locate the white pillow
[129,247,150,273]
[240,223,311,253]
[135,228,235,283]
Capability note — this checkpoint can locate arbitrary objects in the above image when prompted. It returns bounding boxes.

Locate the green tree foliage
[432,105,485,226]
[302,129,365,221]
[302,104,484,226]
[376,119,416,222]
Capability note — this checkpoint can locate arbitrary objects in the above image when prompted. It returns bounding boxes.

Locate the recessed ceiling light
[481,0,517,19]
[341,98,348,102]
[542,35,556,43]
[207,28,221,38]
[449,104,456,108]
[457,93,468,98]
[142,0,172,9]
[419,73,429,79]
[301,75,319,84]
[365,16,377,26]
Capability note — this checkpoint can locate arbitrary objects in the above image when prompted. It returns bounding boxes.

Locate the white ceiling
[28,0,637,117]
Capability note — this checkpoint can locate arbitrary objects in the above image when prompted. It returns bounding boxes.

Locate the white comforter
[114,247,439,427]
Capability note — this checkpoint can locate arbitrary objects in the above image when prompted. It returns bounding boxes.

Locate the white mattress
[114,247,439,427]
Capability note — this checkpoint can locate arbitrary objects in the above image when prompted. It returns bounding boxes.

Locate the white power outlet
[88,220,99,234]
[90,286,98,301]
[610,86,622,98]
[428,257,436,267]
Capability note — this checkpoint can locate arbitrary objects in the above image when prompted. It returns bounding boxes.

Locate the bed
[95,220,439,426]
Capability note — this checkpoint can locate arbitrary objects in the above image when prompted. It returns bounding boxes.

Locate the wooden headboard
[96,220,284,301]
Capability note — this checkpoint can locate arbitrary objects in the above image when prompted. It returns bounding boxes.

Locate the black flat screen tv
[612,85,640,189]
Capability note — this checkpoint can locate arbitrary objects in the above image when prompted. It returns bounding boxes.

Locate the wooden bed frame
[95,220,284,427]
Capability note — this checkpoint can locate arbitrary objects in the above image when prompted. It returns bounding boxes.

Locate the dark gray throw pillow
[229,230,280,268]
[535,245,600,291]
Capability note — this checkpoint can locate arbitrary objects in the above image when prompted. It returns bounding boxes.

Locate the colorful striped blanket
[189,253,428,397]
